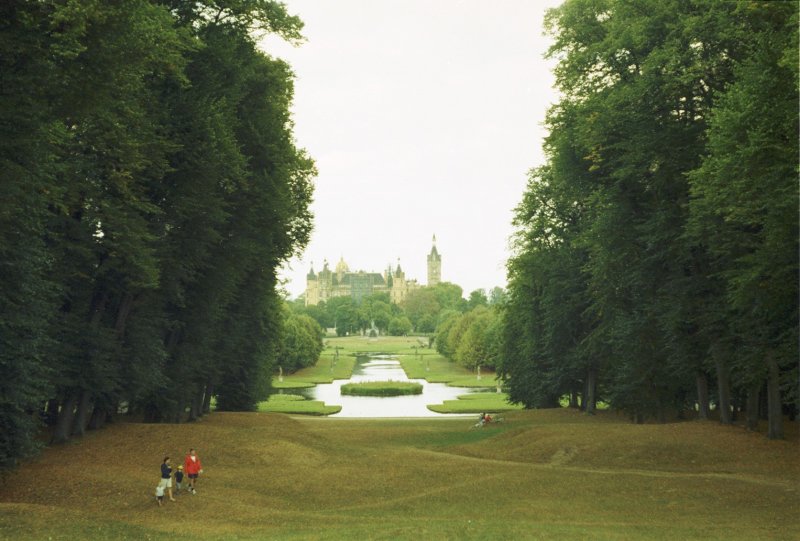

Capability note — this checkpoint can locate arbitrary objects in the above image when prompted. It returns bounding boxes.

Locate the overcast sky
[262,0,563,299]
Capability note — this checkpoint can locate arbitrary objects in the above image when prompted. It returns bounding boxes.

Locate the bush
[340,381,423,396]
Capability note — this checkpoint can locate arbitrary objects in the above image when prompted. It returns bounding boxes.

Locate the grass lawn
[272,353,356,388]
[322,335,431,355]
[398,350,500,388]
[257,394,341,415]
[427,391,525,414]
[1,409,797,540]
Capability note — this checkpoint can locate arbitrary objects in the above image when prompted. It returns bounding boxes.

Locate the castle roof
[338,272,386,286]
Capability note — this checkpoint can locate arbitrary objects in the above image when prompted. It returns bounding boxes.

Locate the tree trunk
[89,291,109,328]
[88,404,107,431]
[188,392,203,421]
[202,384,214,414]
[715,357,732,424]
[745,382,760,431]
[114,291,135,337]
[569,389,579,409]
[71,389,92,436]
[187,397,198,422]
[51,392,78,444]
[143,403,162,423]
[43,399,60,426]
[696,372,710,420]
[766,355,784,439]
[585,367,597,415]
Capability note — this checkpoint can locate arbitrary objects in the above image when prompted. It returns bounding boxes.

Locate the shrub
[340,381,423,397]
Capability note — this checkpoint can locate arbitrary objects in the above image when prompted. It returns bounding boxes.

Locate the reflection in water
[308,354,484,418]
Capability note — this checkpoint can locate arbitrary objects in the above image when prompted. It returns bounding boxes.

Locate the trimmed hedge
[340,381,423,397]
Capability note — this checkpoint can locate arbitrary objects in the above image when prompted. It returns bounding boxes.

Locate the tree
[502,0,797,426]
[467,289,488,311]
[0,0,315,465]
[688,1,798,438]
[401,288,441,332]
[388,316,413,337]
[488,287,507,306]
[430,282,466,312]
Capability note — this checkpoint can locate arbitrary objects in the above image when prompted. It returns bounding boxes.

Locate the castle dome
[336,256,349,275]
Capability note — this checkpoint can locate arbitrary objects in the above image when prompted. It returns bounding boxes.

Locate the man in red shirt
[183,448,203,494]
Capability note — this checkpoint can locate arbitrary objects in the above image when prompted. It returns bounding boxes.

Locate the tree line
[501,0,798,438]
[289,283,506,338]
[1,1,314,468]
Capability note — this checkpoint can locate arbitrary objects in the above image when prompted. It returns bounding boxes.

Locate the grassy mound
[1,409,797,540]
[257,394,341,415]
[427,391,524,413]
[340,380,423,396]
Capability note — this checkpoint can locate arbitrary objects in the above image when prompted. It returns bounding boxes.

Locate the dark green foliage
[504,0,798,432]
[0,0,314,465]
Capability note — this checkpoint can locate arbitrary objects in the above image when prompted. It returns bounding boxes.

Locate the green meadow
[0,410,796,540]
[29,336,775,539]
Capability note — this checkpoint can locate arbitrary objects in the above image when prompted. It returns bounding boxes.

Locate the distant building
[427,234,441,286]
[305,237,442,306]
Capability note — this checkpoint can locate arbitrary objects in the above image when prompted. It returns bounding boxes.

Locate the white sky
[263,0,563,299]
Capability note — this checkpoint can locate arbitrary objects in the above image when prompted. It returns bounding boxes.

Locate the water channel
[291,354,489,418]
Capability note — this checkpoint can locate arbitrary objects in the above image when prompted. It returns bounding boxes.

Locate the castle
[305,236,442,306]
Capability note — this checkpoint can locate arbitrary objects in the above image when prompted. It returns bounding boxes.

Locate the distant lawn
[272,354,356,388]
[398,351,501,388]
[341,381,423,396]
[428,391,524,414]
[323,335,431,355]
[257,394,341,415]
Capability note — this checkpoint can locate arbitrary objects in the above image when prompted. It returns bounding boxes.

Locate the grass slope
[1,410,797,540]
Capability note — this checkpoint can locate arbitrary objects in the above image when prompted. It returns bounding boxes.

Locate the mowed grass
[397,351,500,388]
[258,394,341,416]
[428,391,524,414]
[323,335,431,355]
[272,353,356,388]
[0,410,797,540]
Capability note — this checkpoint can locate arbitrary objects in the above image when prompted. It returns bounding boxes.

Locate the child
[175,465,184,493]
[155,485,165,506]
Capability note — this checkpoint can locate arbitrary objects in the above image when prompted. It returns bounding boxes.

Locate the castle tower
[427,235,441,286]
[335,256,349,284]
[305,263,318,306]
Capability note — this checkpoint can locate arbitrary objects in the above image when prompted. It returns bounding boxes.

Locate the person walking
[159,457,176,502]
[174,465,184,494]
[183,448,203,494]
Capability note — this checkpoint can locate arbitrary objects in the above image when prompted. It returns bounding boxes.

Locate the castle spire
[427,234,441,286]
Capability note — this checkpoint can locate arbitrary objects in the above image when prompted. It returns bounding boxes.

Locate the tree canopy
[502,0,798,436]
[0,0,314,467]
